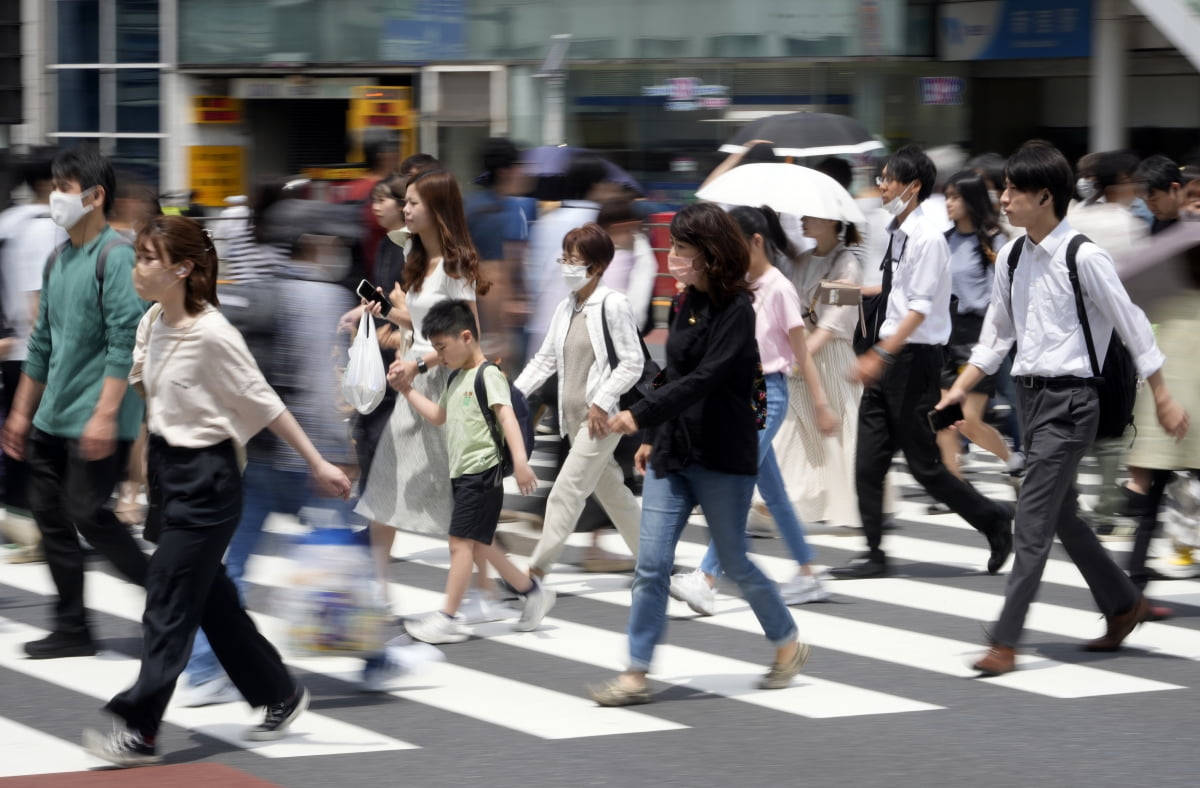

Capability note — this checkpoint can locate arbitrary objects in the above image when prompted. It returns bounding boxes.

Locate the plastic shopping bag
[279,526,390,657]
[1164,473,1200,549]
[342,311,386,414]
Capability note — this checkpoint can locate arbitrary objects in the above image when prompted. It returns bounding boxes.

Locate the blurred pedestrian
[938,140,1189,676]
[514,223,643,582]
[83,215,351,766]
[832,145,1013,580]
[670,204,837,614]
[598,198,658,334]
[590,203,810,706]
[1134,154,1187,236]
[0,147,150,658]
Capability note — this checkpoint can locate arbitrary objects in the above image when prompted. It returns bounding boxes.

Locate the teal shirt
[23,226,147,440]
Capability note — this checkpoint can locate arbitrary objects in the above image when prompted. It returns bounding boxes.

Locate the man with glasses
[831,145,1013,580]
[0,147,149,658]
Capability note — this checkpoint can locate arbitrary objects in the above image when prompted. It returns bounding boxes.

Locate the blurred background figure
[1069,150,1147,259]
[597,198,658,336]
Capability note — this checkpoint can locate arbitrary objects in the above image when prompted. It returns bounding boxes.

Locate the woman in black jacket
[589,203,809,706]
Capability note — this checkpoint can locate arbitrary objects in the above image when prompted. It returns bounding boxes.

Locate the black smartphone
[927,404,964,432]
[356,279,392,318]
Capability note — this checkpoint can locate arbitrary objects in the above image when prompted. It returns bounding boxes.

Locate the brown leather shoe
[972,644,1016,676]
[1083,596,1150,652]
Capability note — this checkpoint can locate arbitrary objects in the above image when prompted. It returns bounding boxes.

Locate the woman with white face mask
[514,223,644,581]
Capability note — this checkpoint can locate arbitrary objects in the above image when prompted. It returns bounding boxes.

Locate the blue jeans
[184,462,358,685]
[700,373,814,577]
[628,464,798,672]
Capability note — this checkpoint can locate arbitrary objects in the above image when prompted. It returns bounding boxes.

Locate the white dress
[766,246,864,526]
[355,260,475,534]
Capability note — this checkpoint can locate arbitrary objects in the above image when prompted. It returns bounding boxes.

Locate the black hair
[886,145,936,202]
[1135,155,1182,193]
[21,153,54,192]
[563,154,609,201]
[727,205,795,263]
[815,157,853,191]
[362,130,398,172]
[945,170,1000,267]
[399,153,440,177]
[51,145,116,215]
[1005,140,1074,220]
[480,137,520,183]
[597,197,638,228]
[742,142,780,165]
[1087,150,1140,193]
[421,298,478,342]
[966,152,1007,194]
[250,179,288,246]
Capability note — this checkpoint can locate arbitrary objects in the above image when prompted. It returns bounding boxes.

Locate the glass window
[116,69,159,132]
[56,0,100,63]
[117,0,161,63]
[57,70,100,132]
[114,138,160,190]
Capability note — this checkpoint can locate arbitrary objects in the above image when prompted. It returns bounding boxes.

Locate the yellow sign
[193,96,243,124]
[188,146,245,207]
[346,86,418,162]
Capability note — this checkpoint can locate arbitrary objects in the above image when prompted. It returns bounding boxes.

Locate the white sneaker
[1006,451,1026,476]
[669,569,716,616]
[405,611,470,644]
[460,590,511,624]
[514,580,556,632]
[780,575,832,605]
[175,675,242,707]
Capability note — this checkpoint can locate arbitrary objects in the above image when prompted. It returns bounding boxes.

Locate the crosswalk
[0,442,1197,779]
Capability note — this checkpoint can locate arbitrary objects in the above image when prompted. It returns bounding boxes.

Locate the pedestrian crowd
[0,135,1197,767]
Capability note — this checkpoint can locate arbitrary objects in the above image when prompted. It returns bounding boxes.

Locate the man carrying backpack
[0,147,149,659]
[938,140,1189,676]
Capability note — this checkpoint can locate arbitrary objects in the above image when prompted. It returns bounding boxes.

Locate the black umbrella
[721,112,883,158]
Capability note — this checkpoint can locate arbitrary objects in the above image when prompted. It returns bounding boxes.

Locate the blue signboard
[381,0,466,63]
[939,0,1092,60]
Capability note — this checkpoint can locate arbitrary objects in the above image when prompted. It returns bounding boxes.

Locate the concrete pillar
[1090,0,1127,151]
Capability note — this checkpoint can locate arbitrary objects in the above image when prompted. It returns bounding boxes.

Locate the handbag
[601,295,660,410]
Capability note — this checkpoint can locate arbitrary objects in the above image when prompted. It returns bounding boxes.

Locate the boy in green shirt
[0,147,149,659]
[395,298,555,644]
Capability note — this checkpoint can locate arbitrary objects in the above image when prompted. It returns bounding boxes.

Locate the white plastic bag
[342,310,386,414]
[1164,473,1200,549]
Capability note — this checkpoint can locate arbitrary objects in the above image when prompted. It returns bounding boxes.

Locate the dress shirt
[968,219,1166,379]
[879,204,953,346]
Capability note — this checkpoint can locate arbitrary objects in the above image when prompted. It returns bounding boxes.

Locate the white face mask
[386,227,411,247]
[49,188,96,229]
[560,264,592,292]
[1076,177,1099,202]
[882,183,914,217]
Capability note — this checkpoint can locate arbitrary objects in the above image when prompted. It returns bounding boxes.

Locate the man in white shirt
[939,140,1189,676]
[832,146,1013,580]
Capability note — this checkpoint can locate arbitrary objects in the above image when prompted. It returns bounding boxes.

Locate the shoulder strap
[94,236,134,310]
[1063,233,1100,377]
[1005,236,1026,304]
[472,360,505,461]
[600,294,617,371]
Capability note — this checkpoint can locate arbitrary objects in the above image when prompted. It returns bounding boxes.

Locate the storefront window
[57,70,100,132]
[116,69,159,132]
[56,0,100,63]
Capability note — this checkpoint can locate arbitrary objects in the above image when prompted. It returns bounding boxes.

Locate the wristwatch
[416,358,429,375]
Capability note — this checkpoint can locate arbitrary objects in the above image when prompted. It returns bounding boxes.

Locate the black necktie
[880,234,895,304]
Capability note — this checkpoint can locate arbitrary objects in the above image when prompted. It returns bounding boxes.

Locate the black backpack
[1007,233,1137,440]
[448,360,535,479]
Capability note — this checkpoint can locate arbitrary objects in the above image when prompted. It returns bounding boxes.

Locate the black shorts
[449,466,504,545]
[941,310,998,396]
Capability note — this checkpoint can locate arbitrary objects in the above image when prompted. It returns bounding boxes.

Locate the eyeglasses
[555,256,586,266]
[875,175,893,187]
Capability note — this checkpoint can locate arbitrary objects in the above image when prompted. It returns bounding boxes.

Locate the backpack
[44,235,134,313]
[1007,233,1137,440]
[449,360,535,478]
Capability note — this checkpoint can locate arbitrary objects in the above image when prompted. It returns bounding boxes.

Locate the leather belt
[1015,375,1098,389]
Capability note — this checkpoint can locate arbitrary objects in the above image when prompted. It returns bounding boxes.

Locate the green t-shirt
[439,364,511,479]
[23,226,147,441]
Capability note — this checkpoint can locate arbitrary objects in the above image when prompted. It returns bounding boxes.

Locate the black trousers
[1128,468,1183,591]
[2,360,30,512]
[856,344,1007,556]
[105,436,294,736]
[26,428,147,637]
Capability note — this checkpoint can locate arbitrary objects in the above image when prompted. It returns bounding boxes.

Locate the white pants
[527,423,641,574]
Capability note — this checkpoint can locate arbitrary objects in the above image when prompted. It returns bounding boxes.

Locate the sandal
[588,678,651,707]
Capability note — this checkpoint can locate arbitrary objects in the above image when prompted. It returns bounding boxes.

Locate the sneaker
[780,575,832,605]
[459,590,510,625]
[1005,451,1026,477]
[175,675,242,708]
[757,641,812,689]
[24,631,96,659]
[245,686,309,742]
[405,611,470,644]
[829,553,888,580]
[668,569,716,616]
[514,580,557,632]
[83,723,161,768]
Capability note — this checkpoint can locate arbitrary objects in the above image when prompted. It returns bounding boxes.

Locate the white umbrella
[695,162,865,224]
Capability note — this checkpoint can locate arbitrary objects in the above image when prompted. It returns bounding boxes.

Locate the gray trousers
[992,383,1140,647]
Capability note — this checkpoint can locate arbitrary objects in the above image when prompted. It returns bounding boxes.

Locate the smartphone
[356,279,392,318]
[927,404,965,433]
